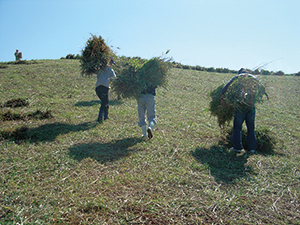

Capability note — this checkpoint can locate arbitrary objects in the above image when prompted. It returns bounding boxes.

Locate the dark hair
[110,57,116,65]
[238,68,249,74]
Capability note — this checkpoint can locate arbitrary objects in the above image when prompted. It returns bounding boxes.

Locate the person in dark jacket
[221,68,261,153]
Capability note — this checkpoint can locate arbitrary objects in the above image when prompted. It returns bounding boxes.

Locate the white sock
[148,121,155,130]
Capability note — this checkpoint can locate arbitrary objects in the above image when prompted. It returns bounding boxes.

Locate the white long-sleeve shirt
[95,66,116,88]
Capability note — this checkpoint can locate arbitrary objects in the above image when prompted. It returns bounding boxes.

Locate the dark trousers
[95,85,109,119]
[232,107,257,150]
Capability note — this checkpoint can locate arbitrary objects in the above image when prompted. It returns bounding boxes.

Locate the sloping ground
[0,59,299,224]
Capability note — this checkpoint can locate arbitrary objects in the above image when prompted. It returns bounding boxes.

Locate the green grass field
[1,59,299,224]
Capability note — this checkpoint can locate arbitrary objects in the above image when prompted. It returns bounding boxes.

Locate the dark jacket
[142,86,156,96]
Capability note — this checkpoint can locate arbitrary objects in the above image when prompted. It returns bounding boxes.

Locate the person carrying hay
[220,68,267,154]
[136,57,170,140]
[95,58,116,122]
[137,84,157,140]
[14,49,22,61]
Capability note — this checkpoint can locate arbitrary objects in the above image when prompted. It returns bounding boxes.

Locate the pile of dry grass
[111,57,170,99]
[220,126,278,154]
[80,34,112,76]
[0,110,53,121]
[2,98,29,108]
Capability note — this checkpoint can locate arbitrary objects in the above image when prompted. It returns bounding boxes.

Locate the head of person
[238,68,249,74]
[108,57,116,66]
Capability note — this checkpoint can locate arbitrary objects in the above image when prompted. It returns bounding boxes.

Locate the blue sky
[1,0,299,74]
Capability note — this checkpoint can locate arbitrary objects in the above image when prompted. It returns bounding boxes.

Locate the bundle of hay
[111,56,170,99]
[138,57,169,89]
[209,84,235,127]
[111,58,143,99]
[3,98,29,108]
[209,75,267,128]
[224,75,267,110]
[80,34,112,76]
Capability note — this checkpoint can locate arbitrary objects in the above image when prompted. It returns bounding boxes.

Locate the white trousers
[137,94,157,127]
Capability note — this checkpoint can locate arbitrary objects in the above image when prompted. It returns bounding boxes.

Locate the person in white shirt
[95,59,116,122]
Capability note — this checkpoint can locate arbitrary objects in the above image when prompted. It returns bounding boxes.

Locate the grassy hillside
[0,59,299,224]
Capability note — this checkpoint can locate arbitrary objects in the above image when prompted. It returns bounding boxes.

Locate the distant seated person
[14,49,22,61]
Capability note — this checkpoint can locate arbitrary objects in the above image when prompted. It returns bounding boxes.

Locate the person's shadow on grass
[75,99,123,107]
[8,121,98,144]
[191,145,256,183]
[68,137,143,163]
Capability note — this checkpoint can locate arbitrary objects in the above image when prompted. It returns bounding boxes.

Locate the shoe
[229,147,241,153]
[147,128,153,139]
[97,110,103,122]
[104,111,109,120]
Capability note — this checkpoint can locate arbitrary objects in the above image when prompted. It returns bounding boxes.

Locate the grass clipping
[111,57,170,99]
[209,75,267,127]
[80,34,111,76]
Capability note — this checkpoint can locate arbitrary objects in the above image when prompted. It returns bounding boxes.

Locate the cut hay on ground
[2,98,29,108]
[220,126,279,154]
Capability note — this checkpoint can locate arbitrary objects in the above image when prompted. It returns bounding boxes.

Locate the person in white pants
[137,86,157,140]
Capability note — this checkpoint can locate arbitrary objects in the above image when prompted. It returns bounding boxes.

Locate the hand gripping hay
[80,35,111,76]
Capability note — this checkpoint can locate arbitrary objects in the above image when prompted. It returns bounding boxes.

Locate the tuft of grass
[0,110,52,121]
[2,98,29,108]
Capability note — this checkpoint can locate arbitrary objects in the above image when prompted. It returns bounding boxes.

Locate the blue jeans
[232,107,257,150]
[95,85,109,119]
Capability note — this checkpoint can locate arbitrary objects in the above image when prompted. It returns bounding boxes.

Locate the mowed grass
[0,59,299,224]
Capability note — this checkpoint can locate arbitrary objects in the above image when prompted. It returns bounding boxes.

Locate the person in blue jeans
[220,68,259,153]
[95,59,116,122]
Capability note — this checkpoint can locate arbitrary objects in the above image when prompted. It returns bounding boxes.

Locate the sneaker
[229,147,241,153]
[147,128,153,139]
[249,149,256,154]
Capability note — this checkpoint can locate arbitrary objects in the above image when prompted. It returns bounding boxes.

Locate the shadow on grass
[1,122,97,144]
[75,99,123,107]
[68,137,143,163]
[191,146,256,183]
